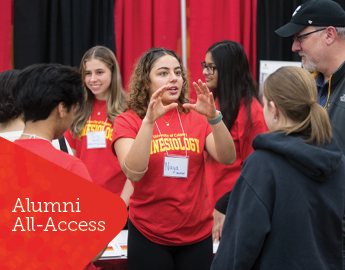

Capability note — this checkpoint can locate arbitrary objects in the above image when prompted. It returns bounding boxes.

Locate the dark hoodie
[211,132,345,270]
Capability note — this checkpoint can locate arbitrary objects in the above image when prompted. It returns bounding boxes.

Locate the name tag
[163,156,189,178]
[87,131,106,149]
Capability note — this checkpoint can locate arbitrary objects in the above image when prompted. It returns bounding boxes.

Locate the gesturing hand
[183,79,218,119]
[145,84,178,124]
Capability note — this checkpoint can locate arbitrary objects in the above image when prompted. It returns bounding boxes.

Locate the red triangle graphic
[0,137,128,269]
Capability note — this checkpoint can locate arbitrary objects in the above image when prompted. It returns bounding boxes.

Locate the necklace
[161,110,176,126]
[22,133,52,143]
[95,102,106,115]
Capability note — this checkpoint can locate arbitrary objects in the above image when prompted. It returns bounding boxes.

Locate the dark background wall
[13,0,115,69]
[256,0,345,79]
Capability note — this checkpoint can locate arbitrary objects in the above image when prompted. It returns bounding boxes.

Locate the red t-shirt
[14,139,92,181]
[65,99,126,195]
[112,109,213,245]
[206,98,268,207]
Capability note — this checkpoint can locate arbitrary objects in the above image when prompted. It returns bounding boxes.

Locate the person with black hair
[202,40,268,242]
[0,69,23,141]
[12,63,92,181]
[0,69,73,153]
[12,63,99,269]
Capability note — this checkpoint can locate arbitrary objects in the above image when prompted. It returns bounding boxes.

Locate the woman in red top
[113,47,236,270]
[65,46,133,204]
[202,40,268,242]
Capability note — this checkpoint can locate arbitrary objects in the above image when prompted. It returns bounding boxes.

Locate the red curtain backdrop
[188,0,257,100]
[2,1,257,90]
[0,0,12,72]
[114,0,182,91]
[115,0,257,100]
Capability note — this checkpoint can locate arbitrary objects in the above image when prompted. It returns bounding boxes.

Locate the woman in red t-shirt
[112,47,236,270]
[202,40,268,242]
[65,46,133,204]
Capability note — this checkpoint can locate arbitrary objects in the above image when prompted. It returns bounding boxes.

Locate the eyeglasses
[201,62,217,75]
[293,28,327,44]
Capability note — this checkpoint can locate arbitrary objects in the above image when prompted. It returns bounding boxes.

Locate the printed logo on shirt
[80,120,113,141]
[340,94,345,102]
[150,133,200,154]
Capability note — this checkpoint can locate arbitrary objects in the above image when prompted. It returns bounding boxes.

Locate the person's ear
[270,101,279,121]
[325,27,337,45]
[57,102,66,118]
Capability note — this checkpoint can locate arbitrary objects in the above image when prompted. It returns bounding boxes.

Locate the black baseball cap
[275,0,345,37]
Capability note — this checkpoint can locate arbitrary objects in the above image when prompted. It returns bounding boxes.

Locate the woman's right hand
[144,84,178,124]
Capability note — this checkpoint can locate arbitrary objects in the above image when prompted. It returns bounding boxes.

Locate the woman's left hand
[183,79,218,119]
[212,209,225,243]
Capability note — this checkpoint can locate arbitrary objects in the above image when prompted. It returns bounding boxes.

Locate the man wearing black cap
[276,0,345,268]
[276,0,345,154]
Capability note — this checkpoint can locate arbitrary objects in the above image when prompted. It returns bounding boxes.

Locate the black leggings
[128,219,213,270]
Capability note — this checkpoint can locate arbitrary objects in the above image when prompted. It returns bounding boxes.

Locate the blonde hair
[127,47,189,118]
[264,66,332,145]
[70,46,126,137]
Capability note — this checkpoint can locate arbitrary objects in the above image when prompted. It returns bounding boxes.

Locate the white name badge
[163,156,189,178]
[87,131,106,149]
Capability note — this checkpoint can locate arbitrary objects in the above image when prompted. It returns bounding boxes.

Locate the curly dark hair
[127,47,190,118]
[0,69,22,124]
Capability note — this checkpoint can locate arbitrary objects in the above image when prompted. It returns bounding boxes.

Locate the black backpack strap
[59,136,68,153]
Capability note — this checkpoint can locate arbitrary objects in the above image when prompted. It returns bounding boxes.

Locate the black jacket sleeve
[211,176,270,270]
[215,191,231,214]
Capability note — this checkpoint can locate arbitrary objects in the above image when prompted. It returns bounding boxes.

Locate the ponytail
[264,66,332,146]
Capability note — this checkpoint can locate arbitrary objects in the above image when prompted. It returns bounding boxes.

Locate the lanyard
[154,108,188,157]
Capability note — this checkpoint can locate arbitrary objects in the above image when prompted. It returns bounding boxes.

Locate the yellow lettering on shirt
[105,127,113,141]
[164,138,171,151]
[150,135,200,155]
[169,138,175,151]
[194,138,200,153]
[172,138,180,150]
[153,140,160,154]
[80,128,86,137]
[184,138,190,151]
[177,138,185,150]
[159,138,165,152]
[79,120,113,141]
[189,138,195,152]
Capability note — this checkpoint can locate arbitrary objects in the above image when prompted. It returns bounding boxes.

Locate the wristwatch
[207,110,223,125]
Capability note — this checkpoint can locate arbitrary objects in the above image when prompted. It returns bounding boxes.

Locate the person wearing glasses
[202,40,268,243]
[112,47,236,270]
[276,1,345,266]
[276,0,345,154]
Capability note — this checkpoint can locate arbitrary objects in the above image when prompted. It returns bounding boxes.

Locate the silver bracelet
[207,110,223,125]
[123,159,148,174]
